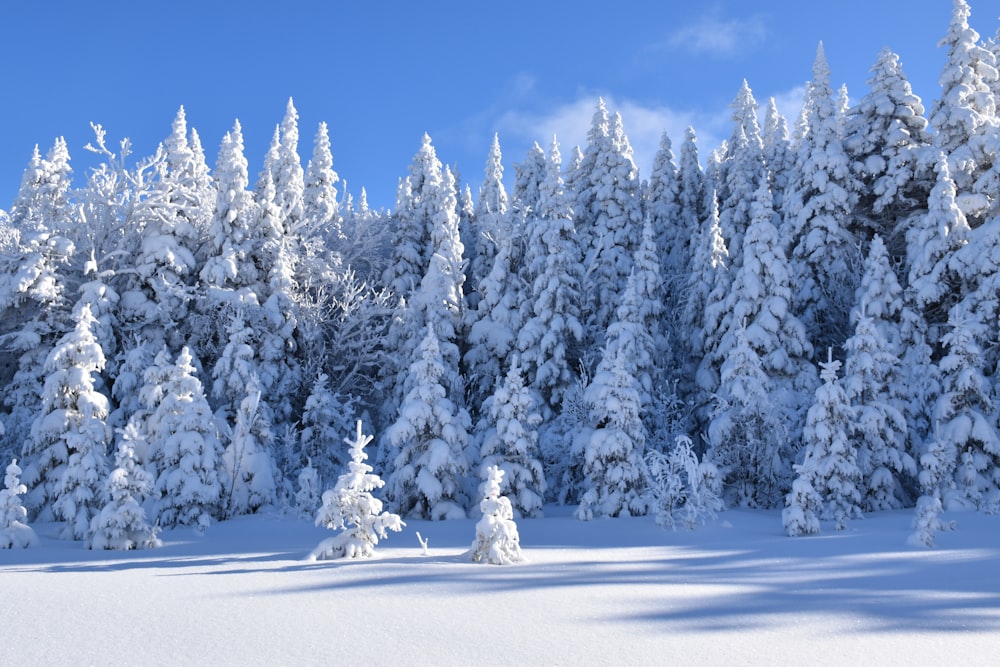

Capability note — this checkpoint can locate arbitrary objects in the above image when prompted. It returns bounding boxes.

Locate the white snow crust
[4,507,1000,665]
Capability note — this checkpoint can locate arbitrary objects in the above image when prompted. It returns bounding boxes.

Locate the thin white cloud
[617,99,723,175]
[493,84,808,181]
[496,95,725,178]
[666,14,769,58]
[764,85,807,129]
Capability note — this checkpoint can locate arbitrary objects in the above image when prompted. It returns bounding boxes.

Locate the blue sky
[3,1,1000,211]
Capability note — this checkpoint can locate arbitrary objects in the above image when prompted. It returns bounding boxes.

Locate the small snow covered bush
[295,460,321,518]
[646,435,723,530]
[470,465,523,565]
[782,476,823,537]
[309,420,404,560]
[0,458,38,549]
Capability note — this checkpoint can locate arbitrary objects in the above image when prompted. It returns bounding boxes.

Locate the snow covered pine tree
[470,465,523,565]
[0,458,38,548]
[310,420,404,560]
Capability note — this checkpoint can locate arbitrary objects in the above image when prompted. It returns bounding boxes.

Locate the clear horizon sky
[4,1,1000,213]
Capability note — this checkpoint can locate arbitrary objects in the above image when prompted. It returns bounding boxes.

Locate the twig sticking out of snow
[416,531,429,556]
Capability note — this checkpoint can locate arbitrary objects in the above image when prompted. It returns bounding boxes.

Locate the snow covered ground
[5,507,1000,665]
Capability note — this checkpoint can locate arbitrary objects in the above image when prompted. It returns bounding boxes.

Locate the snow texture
[4,508,1000,665]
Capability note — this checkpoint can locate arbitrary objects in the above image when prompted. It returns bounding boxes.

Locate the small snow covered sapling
[646,444,688,529]
[470,465,523,565]
[295,459,320,518]
[646,435,724,530]
[309,420,404,560]
[1,458,38,549]
[782,476,823,537]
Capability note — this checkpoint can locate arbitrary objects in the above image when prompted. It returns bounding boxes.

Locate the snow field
[4,507,1000,665]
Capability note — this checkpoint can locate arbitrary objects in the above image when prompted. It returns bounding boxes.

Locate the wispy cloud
[664,13,769,58]
[767,85,807,128]
[495,95,727,178]
[493,84,808,179]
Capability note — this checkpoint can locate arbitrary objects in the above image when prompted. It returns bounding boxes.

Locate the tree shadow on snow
[252,512,1000,635]
[6,510,1000,634]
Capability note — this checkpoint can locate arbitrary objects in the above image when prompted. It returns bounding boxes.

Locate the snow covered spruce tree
[645,132,683,282]
[251,125,303,429]
[683,191,729,423]
[910,425,956,548]
[298,372,357,492]
[844,309,914,511]
[930,0,999,220]
[510,140,546,216]
[7,137,74,237]
[782,465,823,537]
[119,107,208,354]
[74,255,120,389]
[140,347,227,530]
[383,133,442,301]
[574,100,643,351]
[463,232,526,417]
[200,119,258,299]
[575,273,653,520]
[467,133,510,307]
[785,43,862,353]
[897,154,964,460]
[928,311,1000,512]
[213,310,259,398]
[303,120,342,248]
[677,126,707,258]
[905,308,999,547]
[21,303,110,539]
[717,80,768,274]
[709,320,788,509]
[462,139,521,389]
[470,465,522,565]
[762,98,794,215]
[381,139,468,444]
[843,236,915,510]
[223,375,278,517]
[196,119,261,363]
[844,47,932,252]
[87,424,161,550]
[707,182,815,508]
[0,140,77,462]
[310,420,404,560]
[906,153,971,343]
[630,219,666,378]
[385,323,470,520]
[479,357,547,518]
[1,458,38,549]
[517,136,585,415]
[208,308,282,508]
[793,350,862,531]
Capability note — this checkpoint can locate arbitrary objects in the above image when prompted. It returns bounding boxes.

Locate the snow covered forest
[4,0,1000,549]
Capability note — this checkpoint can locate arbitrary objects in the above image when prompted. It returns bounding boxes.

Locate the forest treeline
[2,0,998,547]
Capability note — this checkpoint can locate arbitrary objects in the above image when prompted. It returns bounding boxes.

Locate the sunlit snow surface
[5,507,1000,665]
